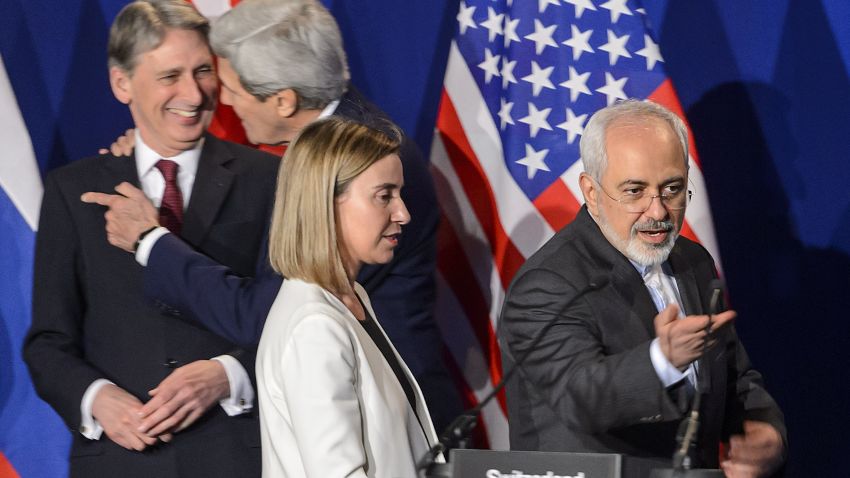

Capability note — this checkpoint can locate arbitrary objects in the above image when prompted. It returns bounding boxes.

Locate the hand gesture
[654,304,736,369]
[80,182,159,252]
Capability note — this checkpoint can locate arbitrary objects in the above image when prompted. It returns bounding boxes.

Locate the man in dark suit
[23,1,276,476]
[499,100,786,477]
[82,0,461,431]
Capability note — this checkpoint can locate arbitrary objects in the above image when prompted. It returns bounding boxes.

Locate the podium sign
[449,449,621,478]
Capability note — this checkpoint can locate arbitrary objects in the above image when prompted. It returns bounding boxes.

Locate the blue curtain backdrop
[0,0,847,476]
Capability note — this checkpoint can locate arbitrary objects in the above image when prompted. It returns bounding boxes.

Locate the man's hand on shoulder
[81,182,159,252]
[654,305,736,369]
[137,359,230,437]
[92,383,161,451]
[97,128,136,157]
[721,420,785,478]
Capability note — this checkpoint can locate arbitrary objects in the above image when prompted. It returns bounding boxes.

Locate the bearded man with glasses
[499,100,786,477]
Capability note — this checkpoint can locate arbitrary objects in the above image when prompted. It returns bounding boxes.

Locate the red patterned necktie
[155,159,183,235]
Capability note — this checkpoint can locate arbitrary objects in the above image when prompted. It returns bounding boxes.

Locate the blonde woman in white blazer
[256,117,440,477]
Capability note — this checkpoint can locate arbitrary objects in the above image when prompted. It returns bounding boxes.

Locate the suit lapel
[99,154,140,192]
[610,260,659,337]
[98,155,144,272]
[181,135,235,247]
[668,244,703,316]
[575,208,659,337]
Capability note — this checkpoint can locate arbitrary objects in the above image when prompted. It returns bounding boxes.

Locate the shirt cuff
[80,379,114,439]
[650,338,689,388]
[135,227,170,266]
[211,355,254,416]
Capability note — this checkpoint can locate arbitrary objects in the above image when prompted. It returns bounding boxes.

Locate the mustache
[632,218,674,234]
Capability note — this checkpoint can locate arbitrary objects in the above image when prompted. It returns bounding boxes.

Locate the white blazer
[256,278,440,477]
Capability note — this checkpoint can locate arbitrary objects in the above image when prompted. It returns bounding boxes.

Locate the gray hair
[210,0,349,109]
[580,99,689,182]
[108,0,209,73]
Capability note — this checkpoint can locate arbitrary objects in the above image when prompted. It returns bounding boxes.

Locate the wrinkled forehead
[603,117,688,179]
[129,27,212,71]
[606,114,677,141]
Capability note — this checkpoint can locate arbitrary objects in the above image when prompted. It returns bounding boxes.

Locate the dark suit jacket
[23,135,278,477]
[499,206,786,476]
[142,87,463,430]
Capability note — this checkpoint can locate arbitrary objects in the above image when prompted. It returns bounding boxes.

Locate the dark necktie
[155,159,183,235]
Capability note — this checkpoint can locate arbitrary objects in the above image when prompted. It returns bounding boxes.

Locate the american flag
[430,0,721,449]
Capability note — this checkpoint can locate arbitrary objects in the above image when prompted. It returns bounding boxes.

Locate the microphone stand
[650,280,725,478]
[418,276,611,478]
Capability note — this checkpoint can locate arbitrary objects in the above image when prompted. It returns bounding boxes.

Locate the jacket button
[163,358,179,368]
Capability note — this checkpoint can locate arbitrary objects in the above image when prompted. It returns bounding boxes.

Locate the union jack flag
[430,0,721,448]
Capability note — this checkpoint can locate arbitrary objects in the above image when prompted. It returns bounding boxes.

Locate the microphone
[653,279,725,478]
[417,274,611,477]
[706,279,724,327]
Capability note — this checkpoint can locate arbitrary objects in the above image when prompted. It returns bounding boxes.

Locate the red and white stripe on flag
[432,0,721,450]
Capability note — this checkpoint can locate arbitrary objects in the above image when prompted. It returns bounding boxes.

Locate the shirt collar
[317,99,341,120]
[134,129,203,179]
[629,259,673,279]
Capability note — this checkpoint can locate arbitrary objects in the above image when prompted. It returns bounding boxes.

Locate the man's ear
[274,89,298,118]
[109,67,132,105]
[579,172,600,217]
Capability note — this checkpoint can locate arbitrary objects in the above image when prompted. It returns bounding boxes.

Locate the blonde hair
[268,117,401,293]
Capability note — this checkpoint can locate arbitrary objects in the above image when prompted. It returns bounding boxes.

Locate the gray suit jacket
[499,206,785,476]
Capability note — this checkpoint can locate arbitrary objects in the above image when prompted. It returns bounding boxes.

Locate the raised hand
[654,304,736,369]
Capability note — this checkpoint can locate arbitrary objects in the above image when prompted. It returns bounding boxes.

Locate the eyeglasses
[594,178,693,213]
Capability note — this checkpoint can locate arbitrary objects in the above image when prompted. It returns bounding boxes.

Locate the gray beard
[596,211,678,267]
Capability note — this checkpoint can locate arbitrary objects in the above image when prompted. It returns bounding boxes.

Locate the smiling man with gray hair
[499,100,786,477]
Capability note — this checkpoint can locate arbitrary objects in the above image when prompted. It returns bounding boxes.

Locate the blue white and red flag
[0,53,62,478]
